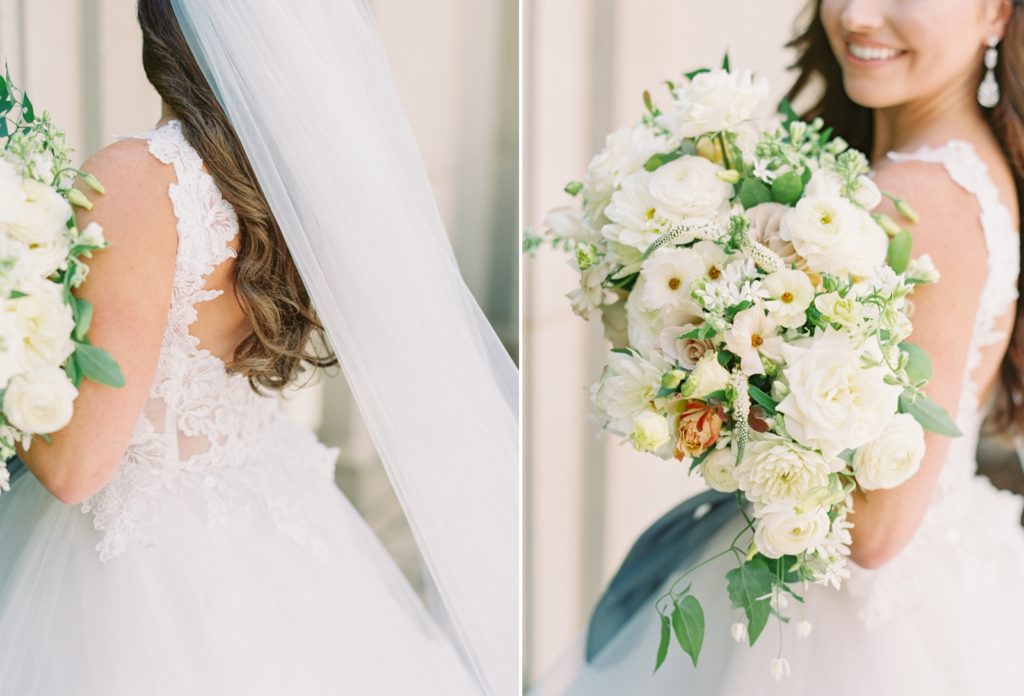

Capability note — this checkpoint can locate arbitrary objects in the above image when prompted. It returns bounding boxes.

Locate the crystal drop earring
[978,36,1001,109]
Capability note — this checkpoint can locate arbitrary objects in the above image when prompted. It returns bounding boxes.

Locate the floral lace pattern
[80,120,339,561]
[844,140,1023,627]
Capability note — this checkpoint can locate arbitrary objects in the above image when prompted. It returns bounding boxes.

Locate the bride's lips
[843,39,907,68]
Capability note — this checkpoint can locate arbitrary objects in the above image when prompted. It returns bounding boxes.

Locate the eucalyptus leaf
[671,595,705,667]
[899,342,932,384]
[898,391,961,437]
[72,297,93,342]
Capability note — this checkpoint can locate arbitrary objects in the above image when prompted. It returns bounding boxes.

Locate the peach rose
[747,202,802,268]
[674,400,725,460]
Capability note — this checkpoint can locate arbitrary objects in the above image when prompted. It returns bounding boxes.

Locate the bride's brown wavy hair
[786,0,1024,435]
[136,0,336,392]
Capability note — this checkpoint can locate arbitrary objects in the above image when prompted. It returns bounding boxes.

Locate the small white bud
[730,622,747,643]
[770,657,791,681]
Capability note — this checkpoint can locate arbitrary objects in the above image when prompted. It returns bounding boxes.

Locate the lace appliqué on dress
[81,121,339,561]
[845,140,1022,629]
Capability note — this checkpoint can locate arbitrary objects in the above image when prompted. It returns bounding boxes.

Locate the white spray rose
[780,194,887,277]
[700,446,739,493]
[736,434,841,504]
[851,175,882,210]
[9,179,72,247]
[754,503,830,558]
[3,367,78,434]
[655,69,769,139]
[4,281,76,370]
[583,124,672,225]
[629,410,672,452]
[853,413,926,490]
[777,330,901,459]
[647,155,733,223]
[685,352,731,400]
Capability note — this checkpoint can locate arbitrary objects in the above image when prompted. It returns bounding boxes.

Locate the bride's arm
[846,159,989,569]
[17,138,178,505]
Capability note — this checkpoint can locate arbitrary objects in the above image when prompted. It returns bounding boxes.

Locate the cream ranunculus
[736,434,840,505]
[647,155,733,223]
[700,446,739,493]
[629,410,672,452]
[780,194,887,277]
[3,366,78,434]
[776,330,901,459]
[4,281,76,370]
[853,413,926,490]
[655,69,770,139]
[753,503,830,558]
[9,179,72,247]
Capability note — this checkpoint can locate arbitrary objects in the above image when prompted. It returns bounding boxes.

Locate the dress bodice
[80,120,339,561]
[846,139,1022,626]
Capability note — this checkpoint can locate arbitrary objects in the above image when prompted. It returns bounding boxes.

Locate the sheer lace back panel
[843,140,1021,628]
[81,120,339,561]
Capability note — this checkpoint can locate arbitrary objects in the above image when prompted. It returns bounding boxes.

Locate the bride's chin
[840,78,903,111]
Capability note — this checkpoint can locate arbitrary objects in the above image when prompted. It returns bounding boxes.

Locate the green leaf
[678,324,718,341]
[886,228,912,274]
[747,383,778,415]
[671,595,705,667]
[72,341,125,388]
[724,300,753,322]
[725,559,774,645]
[8,289,25,299]
[643,90,654,114]
[777,97,799,127]
[721,52,731,72]
[684,67,711,81]
[738,177,771,209]
[899,342,932,384]
[898,391,961,437]
[72,297,93,342]
[654,614,671,672]
[21,92,34,122]
[644,149,683,172]
[770,171,804,205]
[564,181,583,196]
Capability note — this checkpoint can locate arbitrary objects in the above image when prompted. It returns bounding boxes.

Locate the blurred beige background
[0,0,517,590]
[522,0,809,684]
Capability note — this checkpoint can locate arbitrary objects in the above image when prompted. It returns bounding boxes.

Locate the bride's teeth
[848,43,900,61]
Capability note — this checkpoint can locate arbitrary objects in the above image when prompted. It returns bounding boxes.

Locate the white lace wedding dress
[0,120,481,695]
[536,140,1024,695]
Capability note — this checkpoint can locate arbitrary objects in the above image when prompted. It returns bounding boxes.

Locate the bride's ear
[987,0,1015,41]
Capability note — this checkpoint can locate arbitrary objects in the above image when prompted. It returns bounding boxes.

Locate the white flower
[568,261,614,320]
[544,207,600,245]
[593,350,670,432]
[754,503,831,558]
[603,172,662,252]
[78,221,106,248]
[723,306,783,376]
[629,410,672,452]
[658,321,712,368]
[686,352,731,399]
[694,257,767,316]
[762,269,814,329]
[796,620,813,638]
[853,412,926,490]
[780,194,887,277]
[636,247,705,311]
[737,434,840,505]
[655,69,770,139]
[8,179,72,247]
[766,587,790,612]
[647,156,732,223]
[777,330,901,459]
[0,464,9,493]
[0,159,28,228]
[700,445,739,493]
[803,168,843,197]
[905,253,940,284]
[692,240,729,278]
[730,622,747,643]
[3,281,76,371]
[3,366,78,434]
[770,657,791,682]
[814,292,865,331]
[583,124,671,225]
[852,175,882,210]
[626,281,702,356]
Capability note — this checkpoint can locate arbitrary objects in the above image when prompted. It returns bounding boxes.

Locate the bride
[0,1,517,695]
[537,0,1024,693]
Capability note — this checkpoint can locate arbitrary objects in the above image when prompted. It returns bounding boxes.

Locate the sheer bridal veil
[168,1,518,693]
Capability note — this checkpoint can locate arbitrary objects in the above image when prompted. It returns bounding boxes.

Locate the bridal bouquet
[0,70,123,493]
[527,59,956,679]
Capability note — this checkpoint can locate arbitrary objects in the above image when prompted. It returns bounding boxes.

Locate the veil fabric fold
[169,1,519,692]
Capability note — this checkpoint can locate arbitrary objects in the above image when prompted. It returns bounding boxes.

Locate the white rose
[754,503,830,558]
[9,179,72,246]
[629,410,672,452]
[583,124,672,225]
[4,281,76,370]
[13,236,69,284]
[736,434,841,504]
[685,352,731,400]
[655,69,770,139]
[853,413,926,490]
[700,446,739,493]
[803,168,843,197]
[780,195,887,277]
[3,367,78,434]
[777,330,901,459]
[647,155,733,223]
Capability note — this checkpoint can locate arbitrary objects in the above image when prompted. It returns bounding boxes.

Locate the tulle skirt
[533,473,1024,695]
[0,467,481,695]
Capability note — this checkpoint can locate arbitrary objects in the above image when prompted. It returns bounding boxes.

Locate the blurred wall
[522,0,808,684]
[0,0,517,590]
